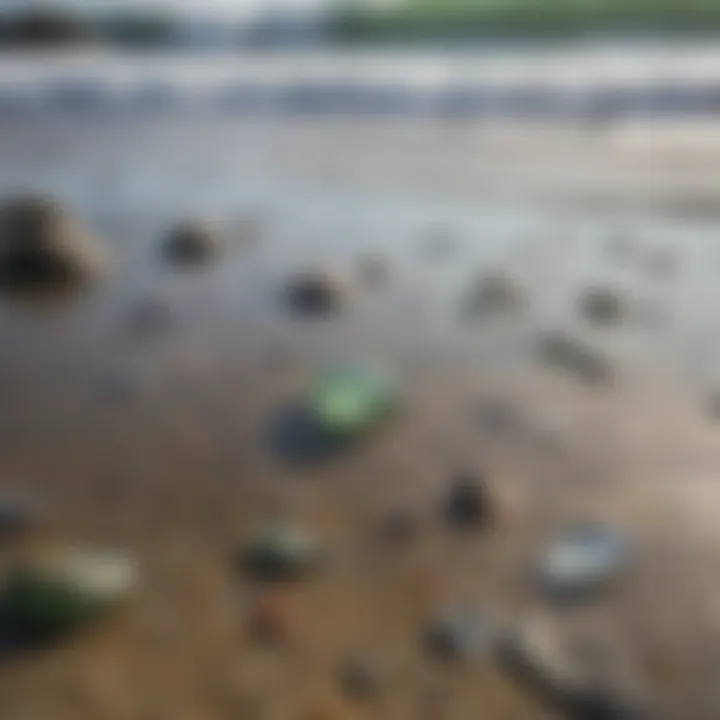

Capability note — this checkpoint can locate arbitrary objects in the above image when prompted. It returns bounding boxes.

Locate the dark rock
[444,472,491,529]
[340,657,383,700]
[424,609,496,660]
[462,272,525,320]
[285,270,347,316]
[0,195,105,291]
[499,619,644,720]
[580,287,626,326]
[538,332,612,386]
[162,220,221,265]
[2,547,138,640]
[241,522,321,582]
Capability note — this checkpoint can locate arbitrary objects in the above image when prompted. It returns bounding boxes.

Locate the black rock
[444,472,491,529]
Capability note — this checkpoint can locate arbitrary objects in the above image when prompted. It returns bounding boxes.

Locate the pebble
[285,270,348,316]
[162,220,221,264]
[580,287,626,326]
[424,608,497,660]
[538,332,612,385]
[339,657,383,700]
[444,471,492,529]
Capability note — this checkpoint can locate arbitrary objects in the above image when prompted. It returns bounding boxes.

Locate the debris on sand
[461,272,525,321]
[241,522,321,582]
[538,332,612,386]
[339,657,384,700]
[580,287,626,327]
[0,195,105,291]
[285,270,349,316]
[2,547,138,640]
[162,220,222,265]
[306,364,398,439]
[499,618,644,720]
[424,608,497,661]
[535,523,629,603]
[443,471,492,530]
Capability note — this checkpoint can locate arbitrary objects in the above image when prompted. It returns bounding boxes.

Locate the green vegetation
[328,0,720,41]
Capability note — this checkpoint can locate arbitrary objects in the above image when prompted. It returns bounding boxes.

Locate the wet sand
[1,112,720,718]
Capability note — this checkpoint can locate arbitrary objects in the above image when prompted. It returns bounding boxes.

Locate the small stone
[0,195,105,291]
[306,363,398,438]
[285,270,348,316]
[128,294,174,337]
[0,494,43,538]
[580,287,626,326]
[247,590,295,643]
[499,618,643,719]
[241,522,321,582]
[707,392,720,421]
[380,508,420,544]
[538,332,612,386]
[162,220,221,265]
[2,546,139,639]
[339,657,383,700]
[355,254,388,288]
[535,523,629,602]
[462,272,525,320]
[424,609,497,660]
[444,472,491,529]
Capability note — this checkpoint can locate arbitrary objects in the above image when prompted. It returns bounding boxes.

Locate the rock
[443,471,492,529]
[535,523,629,603]
[538,332,612,386]
[285,270,348,316]
[0,195,104,291]
[2,547,138,639]
[162,220,221,265]
[499,618,643,719]
[580,287,626,326]
[340,657,383,700]
[707,392,720,421]
[424,608,497,661]
[306,364,398,438]
[462,272,525,320]
[241,522,321,582]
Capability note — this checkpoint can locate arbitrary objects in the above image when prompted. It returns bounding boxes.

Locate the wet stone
[162,220,222,265]
[0,195,105,292]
